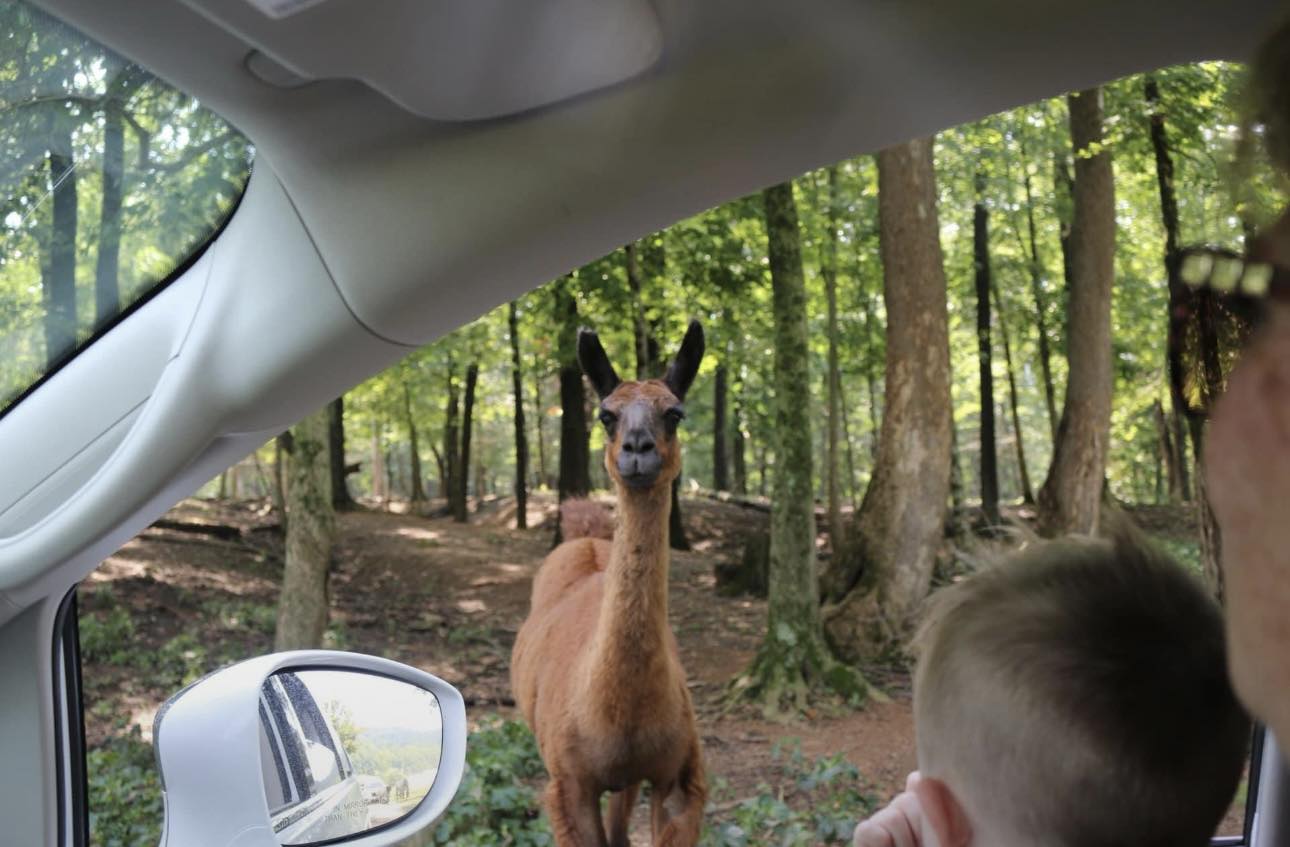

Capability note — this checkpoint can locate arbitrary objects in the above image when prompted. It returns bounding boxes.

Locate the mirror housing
[154,650,466,847]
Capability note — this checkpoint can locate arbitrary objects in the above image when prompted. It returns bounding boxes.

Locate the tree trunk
[822,165,845,547]
[555,277,590,502]
[455,362,479,522]
[328,396,356,510]
[403,381,427,503]
[730,181,868,716]
[993,283,1035,504]
[669,479,690,550]
[822,139,953,662]
[1153,399,1183,503]
[974,171,1000,525]
[443,366,461,507]
[1053,151,1077,328]
[44,135,78,369]
[624,242,653,380]
[713,363,729,491]
[1018,129,1061,442]
[732,375,749,497]
[217,470,229,500]
[1188,420,1224,600]
[509,302,529,528]
[533,370,549,489]
[1145,76,1195,503]
[370,421,387,505]
[275,406,335,651]
[1037,89,1116,536]
[94,102,124,325]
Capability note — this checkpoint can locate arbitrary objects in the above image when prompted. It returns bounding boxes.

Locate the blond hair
[914,531,1249,847]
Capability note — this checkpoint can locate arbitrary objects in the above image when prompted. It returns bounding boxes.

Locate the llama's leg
[545,777,608,847]
[605,782,640,847]
[654,743,708,847]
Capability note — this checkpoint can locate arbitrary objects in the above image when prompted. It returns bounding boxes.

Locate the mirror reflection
[258,669,443,845]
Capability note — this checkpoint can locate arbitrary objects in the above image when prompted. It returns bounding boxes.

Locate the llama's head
[577,320,704,493]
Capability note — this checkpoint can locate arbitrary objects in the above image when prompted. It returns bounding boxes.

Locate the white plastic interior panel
[0,168,411,624]
[0,255,208,527]
[179,0,663,120]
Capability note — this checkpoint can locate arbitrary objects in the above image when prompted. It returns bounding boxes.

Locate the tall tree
[533,370,548,489]
[402,380,427,503]
[442,365,461,504]
[93,63,146,325]
[624,242,653,380]
[1144,76,1194,504]
[509,302,529,529]
[275,407,335,650]
[455,362,479,522]
[1016,125,1062,442]
[369,420,387,505]
[823,139,953,661]
[974,170,1000,525]
[731,181,867,716]
[713,363,729,491]
[821,165,845,546]
[328,396,356,510]
[993,282,1035,504]
[555,276,590,505]
[1038,89,1116,536]
[43,127,77,369]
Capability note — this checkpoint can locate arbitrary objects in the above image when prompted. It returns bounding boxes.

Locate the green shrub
[433,717,552,846]
[701,742,876,847]
[79,604,135,666]
[87,727,162,847]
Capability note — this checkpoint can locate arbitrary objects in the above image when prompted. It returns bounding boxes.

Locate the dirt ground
[81,494,1245,841]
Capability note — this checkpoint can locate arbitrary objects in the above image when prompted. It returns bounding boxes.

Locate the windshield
[0,0,253,413]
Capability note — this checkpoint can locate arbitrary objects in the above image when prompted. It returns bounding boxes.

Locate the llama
[511,320,707,847]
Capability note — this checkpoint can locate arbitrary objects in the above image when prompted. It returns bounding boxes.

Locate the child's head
[911,530,1250,847]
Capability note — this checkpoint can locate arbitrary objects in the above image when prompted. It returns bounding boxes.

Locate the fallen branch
[149,519,242,541]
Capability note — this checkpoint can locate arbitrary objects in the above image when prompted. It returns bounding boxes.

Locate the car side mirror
[154,650,466,847]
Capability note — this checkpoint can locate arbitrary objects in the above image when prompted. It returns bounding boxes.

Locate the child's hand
[853,773,932,847]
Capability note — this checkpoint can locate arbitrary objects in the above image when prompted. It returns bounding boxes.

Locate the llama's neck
[590,483,672,674]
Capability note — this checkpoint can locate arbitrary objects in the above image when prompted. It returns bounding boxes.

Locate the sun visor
[179,0,663,120]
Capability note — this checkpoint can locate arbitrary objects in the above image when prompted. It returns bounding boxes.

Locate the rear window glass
[0,0,253,413]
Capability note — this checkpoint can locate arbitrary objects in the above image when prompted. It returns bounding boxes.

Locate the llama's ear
[577,328,620,400]
[664,320,704,401]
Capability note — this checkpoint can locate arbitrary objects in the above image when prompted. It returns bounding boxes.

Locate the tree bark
[1153,399,1183,503]
[275,406,335,651]
[403,381,427,503]
[822,165,845,547]
[44,134,77,369]
[730,180,868,715]
[94,103,124,325]
[713,363,729,491]
[625,242,653,380]
[369,420,387,505]
[555,277,590,502]
[533,371,549,489]
[822,139,953,662]
[1037,89,1116,536]
[455,362,479,522]
[509,302,529,528]
[993,283,1035,504]
[1145,76,1195,503]
[974,171,1000,525]
[328,396,356,510]
[732,391,749,497]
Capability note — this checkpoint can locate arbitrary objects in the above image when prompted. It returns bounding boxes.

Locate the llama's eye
[663,407,685,427]
[599,410,617,429]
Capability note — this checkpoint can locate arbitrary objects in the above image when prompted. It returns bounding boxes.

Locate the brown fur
[511,378,707,846]
[560,498,616,542]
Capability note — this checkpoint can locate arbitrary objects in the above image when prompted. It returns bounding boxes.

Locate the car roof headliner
[32,0,1285,345]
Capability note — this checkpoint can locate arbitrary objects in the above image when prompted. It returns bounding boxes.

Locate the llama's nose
[621,428,656,455]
